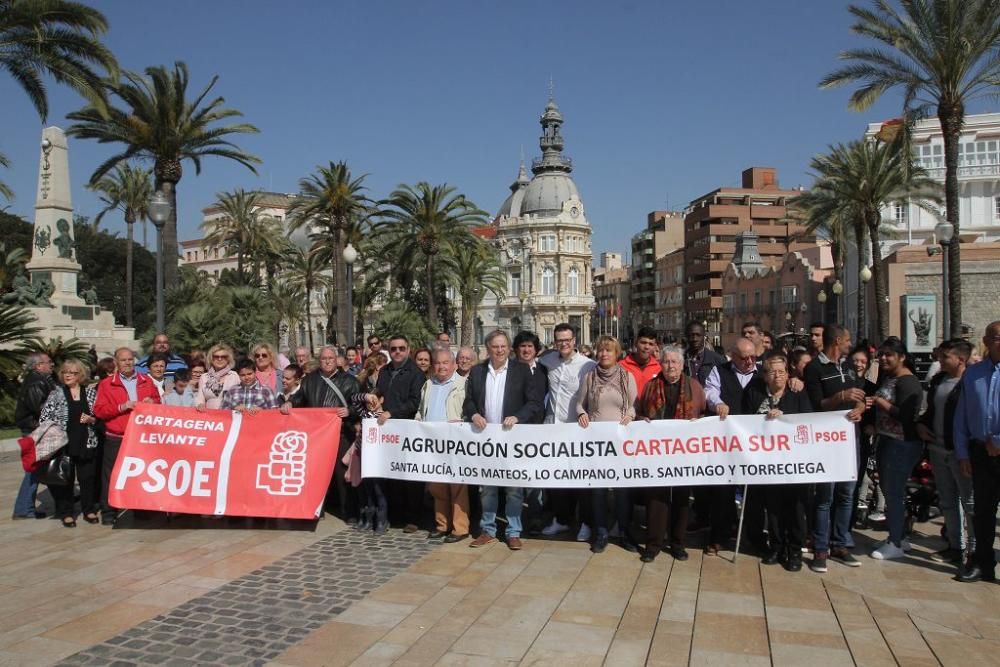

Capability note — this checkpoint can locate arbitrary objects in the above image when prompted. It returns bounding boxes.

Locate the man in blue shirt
[136,333,188,380]
[955,320,1000,583]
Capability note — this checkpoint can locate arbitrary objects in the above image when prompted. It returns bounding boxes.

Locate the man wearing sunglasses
[375,335,427,532]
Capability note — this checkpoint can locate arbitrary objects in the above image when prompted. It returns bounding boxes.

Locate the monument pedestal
[28,304,138,355]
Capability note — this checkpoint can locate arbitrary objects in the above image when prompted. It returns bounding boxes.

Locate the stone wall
[901,260,1000,342]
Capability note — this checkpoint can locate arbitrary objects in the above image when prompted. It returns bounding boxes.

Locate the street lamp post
[817,288,827,323]
[934,221,954,340]
[148,191,171,334]
[859,265,872,341]
[343,243,358,347]
[832,279,843,325]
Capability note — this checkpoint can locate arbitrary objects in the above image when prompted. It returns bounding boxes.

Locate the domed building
[476,97,595,346]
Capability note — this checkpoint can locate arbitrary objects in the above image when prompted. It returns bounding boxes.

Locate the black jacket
[685,347,726,387]
[375,358,425,419]
[742,385,813,416]
[714,361,764,417]
[463,359,544,424]
[918,372,963,450]
[292,370,361,446]
[14,370,57,434]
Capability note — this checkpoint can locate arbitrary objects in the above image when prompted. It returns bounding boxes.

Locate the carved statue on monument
[1,270,53,307]
[34,227,51,255]
[80,286,99,305]
[54,218,74,260]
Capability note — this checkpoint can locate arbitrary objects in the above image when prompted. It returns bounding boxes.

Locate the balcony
[923,163,1000,179]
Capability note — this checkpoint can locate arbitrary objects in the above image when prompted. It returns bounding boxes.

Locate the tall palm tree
[452,239,506,346]
[284,246,332,353]
[806,137,939,340]
[269,279,304,350]
[287,162,375,345]
[377,182,488,330]
[0,0,117,121]
[0,240,27,290]
[201,189,265,284]
[0,303,41,377]
[66,61,260,289]
[820,0,1000,337]
[90,163,152,326]
[0,151,11,201]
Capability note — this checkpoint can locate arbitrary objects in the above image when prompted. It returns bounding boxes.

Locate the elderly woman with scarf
[636,345,706,562]
[576,336,638,553]
[195,344,240,410]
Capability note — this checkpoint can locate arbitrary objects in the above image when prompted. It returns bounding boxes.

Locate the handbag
[31,421,69,461]
[36,453,73,487]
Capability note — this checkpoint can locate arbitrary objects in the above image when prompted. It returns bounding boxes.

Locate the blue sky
[0,1,981,257]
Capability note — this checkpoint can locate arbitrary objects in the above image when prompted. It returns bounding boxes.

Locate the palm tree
[284,246,332,353]
[805,137,939,340]
[0,0,117,121]
[820,0,1000,337]
[0,240,27,290]
[377,183,488,331]
[201,189,263,284]
[90,163,152,326]
[452,240,506,346]
[0,302,41,377]
[287,162,375,345]
[66,61,260,289]
[269,279,304,349]
[0,151,11,201]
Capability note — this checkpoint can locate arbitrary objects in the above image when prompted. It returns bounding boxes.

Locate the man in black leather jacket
[289,346,360,520]
[13,353,56,519]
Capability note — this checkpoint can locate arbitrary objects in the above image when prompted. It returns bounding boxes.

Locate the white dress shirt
[704,365,757,410]
[541,351,596,423]
[484,362,508,424]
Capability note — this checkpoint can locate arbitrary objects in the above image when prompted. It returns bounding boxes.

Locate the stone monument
[21,127,138,354]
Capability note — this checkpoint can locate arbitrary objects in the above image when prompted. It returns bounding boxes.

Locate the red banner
[109,404,342,519]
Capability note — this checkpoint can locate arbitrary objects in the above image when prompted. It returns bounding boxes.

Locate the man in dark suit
[464,330,544,550]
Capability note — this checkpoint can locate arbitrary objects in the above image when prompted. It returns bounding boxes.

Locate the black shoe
[958,565,995,583]
[403,523,419,534]
[617,537,639,553]
[930,548,963,564]
[762,550,781,565]
[669,546,689,561]
[428,530,448,539]
[374,521,388,535]
[785,553,803,572]
[591,534,609,554]
[640,549,658,563]
[61,517,77,528]
[443,533,469,544]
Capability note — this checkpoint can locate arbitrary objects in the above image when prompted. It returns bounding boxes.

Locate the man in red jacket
[94,347,160,524]
[620,327,662,398]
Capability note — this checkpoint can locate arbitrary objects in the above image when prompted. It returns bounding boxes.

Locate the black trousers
[970,441,1000,573]
[707,485,736,546]
[358,478,387,524]
[51,454,100,519]
[763,483,808,554]
[327,438,357,520]
[645,486,689,551]
[591,488,632,538]
[101,435,123,519]
[552,488,591,527]
[741,485,768,553]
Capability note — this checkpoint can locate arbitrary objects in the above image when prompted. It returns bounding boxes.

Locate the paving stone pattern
[57,530,437,667]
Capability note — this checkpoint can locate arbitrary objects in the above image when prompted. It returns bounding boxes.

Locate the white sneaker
[576,523,591,542]
[867,511,886,522]
[541,518,569,536]
[871,541,906,560]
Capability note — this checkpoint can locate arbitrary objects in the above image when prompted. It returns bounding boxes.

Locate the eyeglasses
[255,353,269,358]
[389,346,407,352]
[212,354,228,360]
[369,341,380,347]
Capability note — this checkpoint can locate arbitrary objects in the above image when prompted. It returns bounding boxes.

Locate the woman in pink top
[195,344,240,410]
[252,342,280,394]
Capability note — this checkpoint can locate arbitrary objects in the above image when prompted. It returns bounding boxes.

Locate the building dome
[520,171,581,216]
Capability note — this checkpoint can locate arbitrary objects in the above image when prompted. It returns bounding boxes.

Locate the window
[539,235,556,252]
[754,289,761,307]
[723,294,734,312]
[769,289,776,306]
[782,285,798,304]
[510,271,521,296]
[893,202,907,225]
[995,196,1000,220]
[567,268,579,295]
[542,267,556,295]
[739,293,747,311]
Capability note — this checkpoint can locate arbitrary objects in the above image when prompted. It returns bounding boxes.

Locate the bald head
[731,338,757,374]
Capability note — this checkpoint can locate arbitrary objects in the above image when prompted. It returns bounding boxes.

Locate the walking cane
[732,484,749,563]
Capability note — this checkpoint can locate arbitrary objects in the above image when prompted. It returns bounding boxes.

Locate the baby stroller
[904,453,937,536]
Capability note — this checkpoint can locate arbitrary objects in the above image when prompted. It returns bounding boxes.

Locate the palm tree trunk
[854,224,866,341]
[425,253,438,331]
[333,226,346,345]
[939,105,963,337]
[125,219,134,327]
[868,215,888,342]
[160,180,179,289]
[143,219,148,249]
[460,295,473,346]
[305,286,314,353]
[236,251,244,284]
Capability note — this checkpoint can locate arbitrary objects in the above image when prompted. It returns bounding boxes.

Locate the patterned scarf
[586,364,631,419]
[640,373,695,420]
[203,365,232,397]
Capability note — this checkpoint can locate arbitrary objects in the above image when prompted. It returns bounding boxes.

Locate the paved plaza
[1,450,999,666]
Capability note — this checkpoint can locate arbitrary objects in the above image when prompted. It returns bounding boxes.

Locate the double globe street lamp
[148,191,172,334]
[343,242,358,346]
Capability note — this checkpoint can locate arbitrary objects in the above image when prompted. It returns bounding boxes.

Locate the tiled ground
[3,450,1000,666]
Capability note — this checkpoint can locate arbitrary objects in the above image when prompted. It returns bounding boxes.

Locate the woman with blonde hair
[252,342,280,394]
[195,344,239,410]
[357,354,384,392]
[39,359,102,527]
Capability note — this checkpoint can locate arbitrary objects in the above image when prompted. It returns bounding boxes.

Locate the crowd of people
[11,321,1000,583]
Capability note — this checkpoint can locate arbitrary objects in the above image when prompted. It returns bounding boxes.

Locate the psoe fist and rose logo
[256,430,309,496]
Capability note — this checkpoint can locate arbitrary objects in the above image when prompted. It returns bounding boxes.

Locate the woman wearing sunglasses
[252,342,280,394]
[195,344,240,410]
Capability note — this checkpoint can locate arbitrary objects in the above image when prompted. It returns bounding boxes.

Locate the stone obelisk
[25,126,85,308]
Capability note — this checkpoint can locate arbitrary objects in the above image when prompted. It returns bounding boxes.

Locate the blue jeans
[813,479,856,553]
[928,446,975,552]
[13,472,39,517]
[480,486,523,538]
[877,437,925,546]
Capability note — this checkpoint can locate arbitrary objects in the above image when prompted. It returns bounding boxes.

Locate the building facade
[654,248,685,343]
[867,112,1000,243]
[592,253,630,343]
[477,97,595,345]
[684,167,809,346]
[630,211,684,340]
